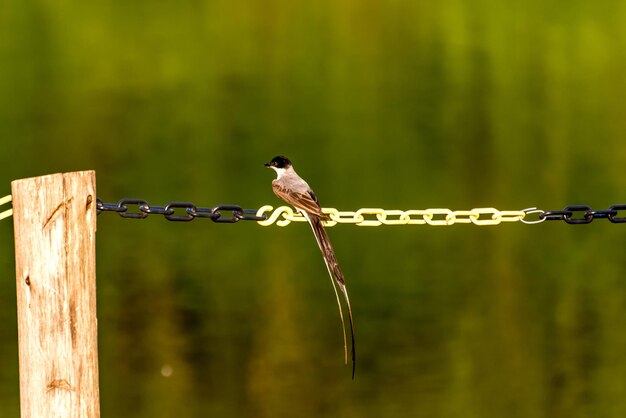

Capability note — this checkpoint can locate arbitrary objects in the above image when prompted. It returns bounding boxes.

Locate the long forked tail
[302,211,356,379]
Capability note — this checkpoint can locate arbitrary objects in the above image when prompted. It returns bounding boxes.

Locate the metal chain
[256,205,528,226]
[0,195,12,221]
[3,194,626,226]
[95,198,267,223]
[537,204,626,224]
[256,205,626,226]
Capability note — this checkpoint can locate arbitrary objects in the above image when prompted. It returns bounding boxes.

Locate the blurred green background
[2,1,626,417]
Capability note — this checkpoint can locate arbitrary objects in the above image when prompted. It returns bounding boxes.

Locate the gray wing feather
[272,182,329,219]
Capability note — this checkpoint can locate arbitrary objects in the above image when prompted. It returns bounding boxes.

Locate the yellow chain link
[255,205,528,227]
[0,195,12,221]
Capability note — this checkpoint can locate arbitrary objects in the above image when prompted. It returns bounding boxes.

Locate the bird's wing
[272,182,329,220]
[301,211,356,379]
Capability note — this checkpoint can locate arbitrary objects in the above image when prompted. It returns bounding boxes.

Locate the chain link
[96,198,267,223]
[255,205,529,226]
[0,195,12,221]
[256,204,626,226]
[538,204,626,224]
[3,195,625,226]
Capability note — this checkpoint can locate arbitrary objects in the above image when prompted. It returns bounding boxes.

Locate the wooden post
[11,171,100,418]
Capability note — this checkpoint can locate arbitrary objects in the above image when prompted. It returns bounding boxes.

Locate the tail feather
[303,212,356,379]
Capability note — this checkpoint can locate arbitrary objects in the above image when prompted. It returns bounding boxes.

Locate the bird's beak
[264,162,271,167]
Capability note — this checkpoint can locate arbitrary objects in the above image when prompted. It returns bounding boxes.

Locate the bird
[265,155,356,378]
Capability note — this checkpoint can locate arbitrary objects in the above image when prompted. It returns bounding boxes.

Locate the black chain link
[96,198,267,223]
[540,204,626,224]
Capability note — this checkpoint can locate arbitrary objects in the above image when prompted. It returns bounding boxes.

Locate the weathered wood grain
[12,171,99,418]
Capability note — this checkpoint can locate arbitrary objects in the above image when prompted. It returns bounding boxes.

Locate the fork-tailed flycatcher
[265,155,356,378]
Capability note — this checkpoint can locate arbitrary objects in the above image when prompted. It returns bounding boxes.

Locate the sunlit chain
[2,195,626,226]
[256,205,530,226]
[256,205,626,226]
[0,195,12,221]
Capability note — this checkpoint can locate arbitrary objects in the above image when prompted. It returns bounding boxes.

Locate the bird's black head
[264,155,292,169]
